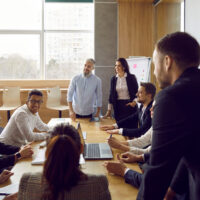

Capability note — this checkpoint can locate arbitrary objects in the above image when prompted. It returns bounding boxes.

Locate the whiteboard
[126,56,151,84]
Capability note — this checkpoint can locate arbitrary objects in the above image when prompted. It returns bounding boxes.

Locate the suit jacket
[109,73,138,111]
[137,67,200,200]
[18,172,111,200]
[124,169,142,188]
[0,142,19,172]
[117,101,153,137]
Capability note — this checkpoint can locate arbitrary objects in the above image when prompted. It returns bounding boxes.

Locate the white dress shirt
[127,127,152,154]
[108,73,130,110]
[0,104,49,147]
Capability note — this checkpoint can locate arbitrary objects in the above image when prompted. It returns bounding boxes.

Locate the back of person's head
[43,124,87,200]
[140,82,156,100]
[116,58,130,74]
[27,89,43,100]
[49,124,81,152]
[156,32,200,69]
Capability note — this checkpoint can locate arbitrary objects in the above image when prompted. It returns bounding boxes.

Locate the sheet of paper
[79,154,85,164]
[32,149,85,165]
[0,183,19,195]
[31,148,46,165]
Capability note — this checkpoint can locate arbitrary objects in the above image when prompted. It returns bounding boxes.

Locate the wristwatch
[15,152,22,159]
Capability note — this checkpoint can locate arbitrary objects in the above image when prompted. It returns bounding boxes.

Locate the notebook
[76,122,113,160]
[31,147,85,165]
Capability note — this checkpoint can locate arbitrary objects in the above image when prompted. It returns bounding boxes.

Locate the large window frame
[0,0,94,80]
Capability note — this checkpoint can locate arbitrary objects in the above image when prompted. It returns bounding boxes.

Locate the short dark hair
[116,58,130,74]
[28,89,43,100]
[140,82,156,99]
[156,32,200,69]
[49,124,81,152]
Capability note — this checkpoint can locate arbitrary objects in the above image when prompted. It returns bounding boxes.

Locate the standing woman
[104,58,138,122]
[17,124,111,200]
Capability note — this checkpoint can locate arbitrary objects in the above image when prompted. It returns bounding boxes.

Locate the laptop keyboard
[86,144,100,158]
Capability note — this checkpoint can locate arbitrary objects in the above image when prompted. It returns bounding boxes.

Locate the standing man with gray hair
[67,58,102,121]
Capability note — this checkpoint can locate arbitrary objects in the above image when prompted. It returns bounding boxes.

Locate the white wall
[185,0,200,43]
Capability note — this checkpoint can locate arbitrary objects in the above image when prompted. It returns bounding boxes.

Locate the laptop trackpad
[99,143,113,158]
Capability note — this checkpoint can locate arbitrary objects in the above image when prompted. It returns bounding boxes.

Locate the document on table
[0,183,19,197]
[32,148,85,165]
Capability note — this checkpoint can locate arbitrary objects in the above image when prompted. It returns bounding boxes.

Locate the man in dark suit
[101,82,156,138]
[137,32,200,200]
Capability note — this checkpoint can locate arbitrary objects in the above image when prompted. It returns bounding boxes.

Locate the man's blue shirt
[67,73,102,115]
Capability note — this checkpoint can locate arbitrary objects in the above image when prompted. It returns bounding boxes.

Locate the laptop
[76,122,113,160]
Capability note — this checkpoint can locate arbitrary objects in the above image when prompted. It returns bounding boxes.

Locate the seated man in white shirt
[108,127,152,155]
[107,101,155,155]
[0,89,49,147]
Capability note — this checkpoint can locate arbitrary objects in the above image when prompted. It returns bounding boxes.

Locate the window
[0,0,94,79]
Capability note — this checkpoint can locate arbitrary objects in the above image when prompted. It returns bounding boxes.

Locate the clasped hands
[103,152,142,177]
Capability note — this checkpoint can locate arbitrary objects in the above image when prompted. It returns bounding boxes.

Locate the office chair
[0,87,21,121]
[46,86,69,118]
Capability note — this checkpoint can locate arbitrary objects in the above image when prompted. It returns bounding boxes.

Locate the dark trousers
[114,99,137,122]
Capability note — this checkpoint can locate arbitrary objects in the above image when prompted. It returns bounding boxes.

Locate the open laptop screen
[76,122,85,149]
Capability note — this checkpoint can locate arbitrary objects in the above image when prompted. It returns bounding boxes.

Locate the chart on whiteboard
[126,57,151,84]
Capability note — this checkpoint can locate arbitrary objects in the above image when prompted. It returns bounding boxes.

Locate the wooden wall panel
[118,1,154,58]
[155,2,181,40]
[118,0,156,86]
[154,2,181,91]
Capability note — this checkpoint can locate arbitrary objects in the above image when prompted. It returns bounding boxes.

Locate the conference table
[0,118,141,200]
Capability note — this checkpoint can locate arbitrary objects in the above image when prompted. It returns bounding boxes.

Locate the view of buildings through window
[0,0,94,79]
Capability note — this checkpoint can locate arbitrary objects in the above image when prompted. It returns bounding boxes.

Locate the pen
[109,134,112,139]
[0,193,10,196]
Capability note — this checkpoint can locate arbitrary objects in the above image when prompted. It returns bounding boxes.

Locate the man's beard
[83,71,92,77]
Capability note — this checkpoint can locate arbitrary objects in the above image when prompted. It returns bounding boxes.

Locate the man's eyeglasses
[29,100,43,105]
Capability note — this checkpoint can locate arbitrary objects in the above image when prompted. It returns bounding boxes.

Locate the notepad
[31,148,85,165]
[0,183,19,196]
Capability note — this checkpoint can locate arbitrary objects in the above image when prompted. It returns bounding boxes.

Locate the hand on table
[100,125,115,131]
[119,152,143,163]
[19,144,34,159]
[103,154,127,177]
[108,137,122,149]
[106,129,119,135]
[0,170,14,184]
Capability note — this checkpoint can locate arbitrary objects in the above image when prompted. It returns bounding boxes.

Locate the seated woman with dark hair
[18,124,111,200]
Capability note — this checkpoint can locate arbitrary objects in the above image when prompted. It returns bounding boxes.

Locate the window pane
[0,0,42,30]
[45,3,94,30]
[45,33,94,79]
[0,35,40,79]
